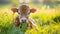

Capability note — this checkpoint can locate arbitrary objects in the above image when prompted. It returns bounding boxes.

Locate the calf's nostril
[24,20,26,22]
[21,20,23,22]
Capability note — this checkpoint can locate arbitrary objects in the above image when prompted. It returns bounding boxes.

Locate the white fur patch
[18,9,21,22]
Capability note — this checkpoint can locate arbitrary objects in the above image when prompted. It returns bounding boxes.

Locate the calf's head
[11,5,36,23]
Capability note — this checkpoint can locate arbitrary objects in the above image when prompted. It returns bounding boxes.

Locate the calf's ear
[11,8,18,13]
[30,8,36,13]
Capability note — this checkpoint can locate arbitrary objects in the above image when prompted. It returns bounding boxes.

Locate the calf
[11,5,38,29]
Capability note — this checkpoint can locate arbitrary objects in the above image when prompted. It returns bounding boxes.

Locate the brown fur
[13,5,37,29]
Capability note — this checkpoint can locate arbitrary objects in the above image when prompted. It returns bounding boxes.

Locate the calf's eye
[28,12,30,15]
[18,13,20,14]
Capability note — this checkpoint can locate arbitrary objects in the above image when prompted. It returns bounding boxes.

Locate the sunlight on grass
[0,5,60,34]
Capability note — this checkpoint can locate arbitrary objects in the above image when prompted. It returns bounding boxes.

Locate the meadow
[0,2,60,34]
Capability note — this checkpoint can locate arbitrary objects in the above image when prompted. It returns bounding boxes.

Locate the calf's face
[18,5,30,23]
[11,5,36,23]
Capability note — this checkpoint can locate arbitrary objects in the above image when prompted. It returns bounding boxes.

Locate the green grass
[0,4,60,34]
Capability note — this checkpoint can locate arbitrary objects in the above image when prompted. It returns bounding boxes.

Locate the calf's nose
[20,17,27,23]
[21,19,26,23]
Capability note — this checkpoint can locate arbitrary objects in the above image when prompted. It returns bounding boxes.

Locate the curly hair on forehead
[20,5,29,10]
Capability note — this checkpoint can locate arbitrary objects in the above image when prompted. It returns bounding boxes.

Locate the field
[0,2,60,34]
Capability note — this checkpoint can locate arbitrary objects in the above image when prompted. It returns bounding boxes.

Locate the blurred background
[0,0,60,34]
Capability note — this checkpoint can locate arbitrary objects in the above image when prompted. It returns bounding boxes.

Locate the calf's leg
[14,16,20,26]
